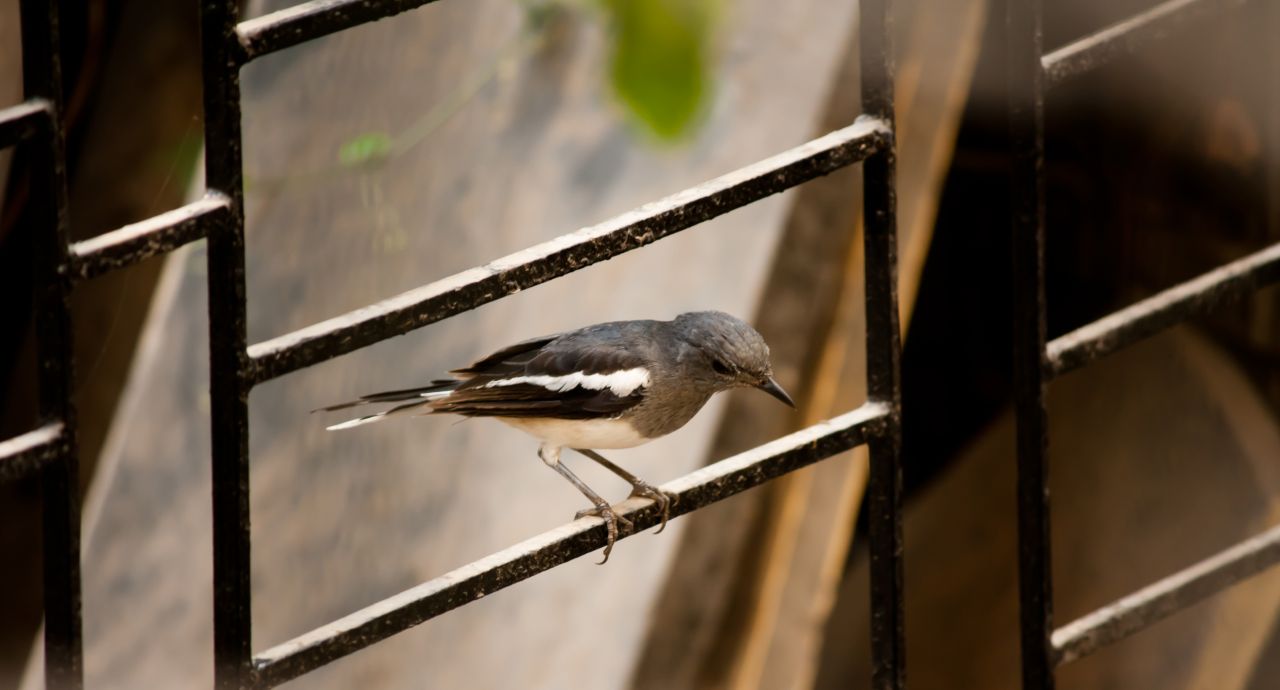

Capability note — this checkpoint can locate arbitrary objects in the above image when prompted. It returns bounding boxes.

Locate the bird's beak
[755,377,796,408]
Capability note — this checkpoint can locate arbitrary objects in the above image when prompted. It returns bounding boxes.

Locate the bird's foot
[575,501,635,564]
[628,481,677,534]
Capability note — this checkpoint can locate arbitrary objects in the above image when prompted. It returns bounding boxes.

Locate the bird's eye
[711,359,733,376]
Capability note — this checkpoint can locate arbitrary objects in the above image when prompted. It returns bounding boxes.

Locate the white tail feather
[326,414,386,430]
[326,398,433,431]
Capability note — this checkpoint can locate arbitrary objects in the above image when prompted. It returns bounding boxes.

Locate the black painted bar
[860,0,905,688]
[1042,0,1246,87]
[236,0,446,62]
[69,194,231,282]
[1048,242,1280,378]
[20,0,83,686]
[1053,522,1280,665]
[246,119,891,386]
[0,99,50,149]
[250,404,890,688]
[0,423,65,483]
[200,1,256,687]
[1008,0,1054,688]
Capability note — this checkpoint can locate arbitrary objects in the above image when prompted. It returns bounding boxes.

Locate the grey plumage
[321,310,793,561]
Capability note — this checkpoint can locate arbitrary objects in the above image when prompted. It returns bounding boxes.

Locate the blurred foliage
[320,0,720,175]
[338,132,393,167]
[598,0,718,141]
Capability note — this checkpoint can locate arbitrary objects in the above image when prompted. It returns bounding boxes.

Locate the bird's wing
[433,336,653,420]
[316,334,562,413]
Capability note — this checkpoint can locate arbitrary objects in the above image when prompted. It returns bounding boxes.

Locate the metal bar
[0,423,65,483]
[247,118,891,385]
[236,0,445,63]
[1052,522,1280,665]
[69,194,231,282]
[1008,0,1054,687]
[1042,0,1245,87]
[1048,242,1280,377]
[0,99,50,149]
[200,2,255,687]
[20,0,83,686]
[251,403,891,688]
[859,0,904,688]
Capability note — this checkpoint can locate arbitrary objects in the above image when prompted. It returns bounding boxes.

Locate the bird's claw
[575,503,634,564]
[628,481,677,534]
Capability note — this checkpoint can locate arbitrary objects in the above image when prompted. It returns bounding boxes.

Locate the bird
[319,310,795,562]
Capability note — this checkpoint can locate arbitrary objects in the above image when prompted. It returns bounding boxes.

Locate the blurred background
[1,0,1278,688]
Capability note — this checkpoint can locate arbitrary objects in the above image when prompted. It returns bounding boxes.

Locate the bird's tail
[318,379,459,430]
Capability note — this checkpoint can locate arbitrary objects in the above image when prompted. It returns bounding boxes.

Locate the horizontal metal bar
[1048,241,1280,377]
[236,0,445,63]
[0,99,50,149]
[250,402,890,687]
[247,117,891,385]
[0,422,65,482]
[69,194,231,281]
[1052,521,1280,666]
[1042,0,1245,87]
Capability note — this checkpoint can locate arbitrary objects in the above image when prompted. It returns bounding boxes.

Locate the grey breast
[626,327,717,439]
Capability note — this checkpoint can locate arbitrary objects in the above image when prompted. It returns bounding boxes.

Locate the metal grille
[7,0,1280,687]
[1,0,903,688]
[1008,0,1280,688]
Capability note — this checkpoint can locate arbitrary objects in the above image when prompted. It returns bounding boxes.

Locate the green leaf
[338,132,393,166]
[601,0,715,140]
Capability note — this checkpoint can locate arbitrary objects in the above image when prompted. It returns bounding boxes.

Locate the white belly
[501,417,648,449]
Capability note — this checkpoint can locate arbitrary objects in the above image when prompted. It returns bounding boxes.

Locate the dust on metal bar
[1042,0,1246,87]
[1052,521,1280,666]
[69,194,231,282]
[246,117,891,385]
[236,0,445,63]
[201,0,255,687]
[0,99,50,149]
[250,403,890,688]
[1008,0,1054,687]
[1048,241,1280,377]
[859,0,904,687]
[0,422,65,483]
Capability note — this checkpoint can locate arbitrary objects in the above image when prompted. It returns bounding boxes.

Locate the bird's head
[673,311,795,408]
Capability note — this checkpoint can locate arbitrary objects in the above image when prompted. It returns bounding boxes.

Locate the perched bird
[320,310,794,562]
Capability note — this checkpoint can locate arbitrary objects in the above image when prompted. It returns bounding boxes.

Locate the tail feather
[315,379,459,413]
[325,399,434,431]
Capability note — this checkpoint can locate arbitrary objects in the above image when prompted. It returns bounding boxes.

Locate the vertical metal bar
[199,1,253,687]
[1007,0,1054,688]
[1267,0,1280,245]
[861,0,904,688]
[19,0,83,687]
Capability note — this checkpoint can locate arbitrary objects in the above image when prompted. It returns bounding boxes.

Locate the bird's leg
[539,444,632,564]
[572,448,677,534]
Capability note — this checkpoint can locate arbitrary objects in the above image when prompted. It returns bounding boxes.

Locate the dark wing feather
[450,334,559,376]
[323,322,657,421]
[435,330,653,420]
[431,383,642,419]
